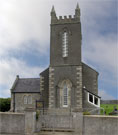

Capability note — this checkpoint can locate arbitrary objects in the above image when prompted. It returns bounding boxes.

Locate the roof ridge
[19,78,40,79]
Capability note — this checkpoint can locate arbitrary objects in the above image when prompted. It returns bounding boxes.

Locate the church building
[10,4,101,113]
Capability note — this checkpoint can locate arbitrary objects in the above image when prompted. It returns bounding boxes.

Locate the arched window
[63,82,68,107]
[58,80,72,108]
[62,32,68,57]
[28,95,32,104]
[24,95,27,104]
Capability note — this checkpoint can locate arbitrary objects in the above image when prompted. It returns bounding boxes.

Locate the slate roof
[83,88,101,98]
[11,78,40,93]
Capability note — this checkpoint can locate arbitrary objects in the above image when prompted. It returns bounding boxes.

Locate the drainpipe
[13,93,15,112]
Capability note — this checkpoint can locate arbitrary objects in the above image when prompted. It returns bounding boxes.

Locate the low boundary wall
[0,111,118,135]
[101,100,118,104]
[36,115,73,130]
[83,115,118,135]
[0,112,25,135]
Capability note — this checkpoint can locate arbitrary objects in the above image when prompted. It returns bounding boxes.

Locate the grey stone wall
[0,111,118,135]
[36,114,118,135]
[12,93,40,112]
[50,23,82,66]
[82,63,98,95]
[101,100,118,104]
[40,68,49,108]
[83,115,118,135]
[49,67,55,108]
[36,114,74,129]
[49,65,82,111]
[0,112,25,135]
[25,108,36,135]
[10,93,14,111]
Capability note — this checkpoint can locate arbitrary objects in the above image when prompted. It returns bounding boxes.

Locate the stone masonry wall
[40,68,49,108]
[0,112,25,135]
[49,67,55,108]
[101,100,118,104]
[49,65,82,111]
[76,66,82,111]
[83,115,118,135]
[82,63,98,95]
[14,93,40,112]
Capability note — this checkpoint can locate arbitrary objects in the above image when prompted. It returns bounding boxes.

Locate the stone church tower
[10,4,100,113]
[49,4,82,111]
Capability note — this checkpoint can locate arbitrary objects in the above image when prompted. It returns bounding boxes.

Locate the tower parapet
[51,4,81,25]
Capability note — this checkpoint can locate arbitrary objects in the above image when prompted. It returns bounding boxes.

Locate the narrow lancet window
[62,32,68,57]
[63,82,68,107]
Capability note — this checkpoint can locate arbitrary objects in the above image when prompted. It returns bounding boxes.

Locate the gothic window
[62,31,68,57]
[24,95,27,104]
[58,79,72,108]
[28,95,32,104]
[63,82,68,107]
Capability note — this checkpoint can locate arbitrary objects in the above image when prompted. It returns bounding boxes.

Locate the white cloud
[0,0,116,55]
[0,0,117,98]
[0,57,45,88]
[0,0,51,55]
[0,89,10,98]
[99,90,115,100]
[83,33,117,74]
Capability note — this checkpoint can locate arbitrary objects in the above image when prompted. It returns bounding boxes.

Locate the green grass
[100,104,118,115]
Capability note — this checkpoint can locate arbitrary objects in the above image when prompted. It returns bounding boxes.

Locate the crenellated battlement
[51,15,80,24]
[51,4,80,25]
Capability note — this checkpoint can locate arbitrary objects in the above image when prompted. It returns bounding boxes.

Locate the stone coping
[84,115,118,118]
[41,128,74,132]
[0,112,24,115]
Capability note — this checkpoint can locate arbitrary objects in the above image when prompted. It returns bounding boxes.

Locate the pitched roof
[11,77,40,93]
[83,88,101,98]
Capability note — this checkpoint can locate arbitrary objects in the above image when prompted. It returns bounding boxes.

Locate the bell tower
[49,4,83,112]
[50,4,82,66]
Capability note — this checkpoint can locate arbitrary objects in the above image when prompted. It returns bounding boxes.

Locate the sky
[0,0,117,100]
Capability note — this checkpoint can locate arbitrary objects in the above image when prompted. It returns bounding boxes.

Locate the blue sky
[0,0,117,100]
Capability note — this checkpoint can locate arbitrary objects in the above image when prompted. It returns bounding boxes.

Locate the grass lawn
[100,104,118,115]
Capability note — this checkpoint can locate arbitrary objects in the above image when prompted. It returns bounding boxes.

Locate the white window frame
[63,85,68,107]
[88,92,100,107]
[62,32,68,57]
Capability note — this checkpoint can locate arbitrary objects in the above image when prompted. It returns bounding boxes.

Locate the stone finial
[76,3,79,10]
[51,5,57,24]
[51,5,55,13]
[75,3,80,19]
[16,75,19,78]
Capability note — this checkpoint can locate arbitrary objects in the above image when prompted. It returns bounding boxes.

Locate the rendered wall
[82,63,98,95]
[83,115,118,135]
[0,112,25,135]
